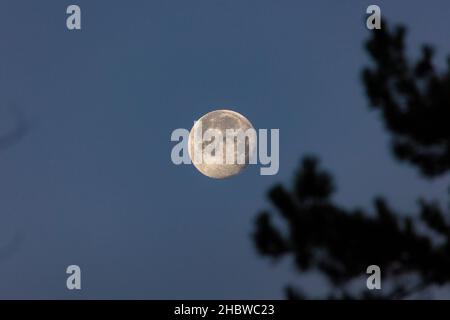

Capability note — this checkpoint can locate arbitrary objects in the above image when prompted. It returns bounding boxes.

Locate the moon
[188,109,256,179]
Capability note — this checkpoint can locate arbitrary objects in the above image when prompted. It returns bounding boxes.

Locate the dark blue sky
[0,0,449,298]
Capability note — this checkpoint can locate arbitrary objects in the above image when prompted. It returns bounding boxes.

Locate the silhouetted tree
[362,21,450,177]
[253,21,450,299]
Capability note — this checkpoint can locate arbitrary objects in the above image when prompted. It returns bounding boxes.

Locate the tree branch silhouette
[0,105,28,260]
[362,21,450,177]
[253,21,450,299]
[0,106,29,151]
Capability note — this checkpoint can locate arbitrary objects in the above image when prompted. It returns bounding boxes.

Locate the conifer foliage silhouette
[253,21,450,299]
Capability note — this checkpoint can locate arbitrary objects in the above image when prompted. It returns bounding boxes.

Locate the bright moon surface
[188,109,256,179]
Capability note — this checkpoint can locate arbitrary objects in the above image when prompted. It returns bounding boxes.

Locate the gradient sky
[0,0,449,299]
